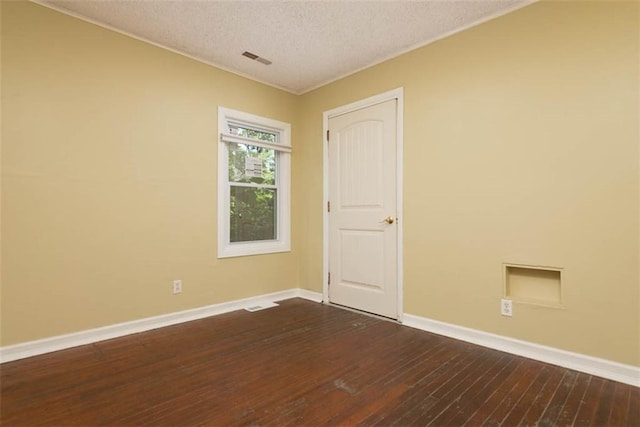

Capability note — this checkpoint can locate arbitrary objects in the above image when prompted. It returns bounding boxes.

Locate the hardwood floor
[1,298,638,426]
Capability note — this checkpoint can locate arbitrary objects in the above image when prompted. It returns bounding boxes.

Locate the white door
[328,99,398,319]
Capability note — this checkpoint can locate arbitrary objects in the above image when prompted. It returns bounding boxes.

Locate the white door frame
[322,87,404,321]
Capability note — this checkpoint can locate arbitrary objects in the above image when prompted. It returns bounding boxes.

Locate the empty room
[1,0,638,425]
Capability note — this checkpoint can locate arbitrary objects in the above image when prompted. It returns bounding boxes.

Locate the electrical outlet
[501,298,513,317]
[172,280,182,294]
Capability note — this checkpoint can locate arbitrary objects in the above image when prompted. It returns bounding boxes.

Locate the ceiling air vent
[242,51,272,66]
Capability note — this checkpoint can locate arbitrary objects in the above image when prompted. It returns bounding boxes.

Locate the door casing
[322,87,404,321]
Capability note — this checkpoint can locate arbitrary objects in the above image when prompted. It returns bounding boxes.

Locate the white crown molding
[0,288,323,364]
[30,0,536,96]
[403,314,640,387]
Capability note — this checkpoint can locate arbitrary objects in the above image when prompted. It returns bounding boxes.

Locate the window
[218,107,291,258]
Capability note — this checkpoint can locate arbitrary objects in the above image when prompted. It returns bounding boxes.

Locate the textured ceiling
[36,0,534,94]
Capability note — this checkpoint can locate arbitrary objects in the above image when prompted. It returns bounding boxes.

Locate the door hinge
[328,272,331,285]
[326,130,330,141]
[327,201,330,212]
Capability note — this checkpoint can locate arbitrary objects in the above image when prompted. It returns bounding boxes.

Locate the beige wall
[297,1,639,366]
[1,1,299,345]
[2,1,639,367]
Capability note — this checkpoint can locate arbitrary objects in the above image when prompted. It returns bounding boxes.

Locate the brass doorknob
[381,216,394,224]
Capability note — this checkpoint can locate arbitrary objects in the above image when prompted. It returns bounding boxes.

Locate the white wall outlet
[172,280,182,294]
[501,298,513,317]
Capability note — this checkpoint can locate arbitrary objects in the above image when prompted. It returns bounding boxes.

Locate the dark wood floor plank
[628,387,640,426]
[365,344,482,426]
[355,345,464,425]
[554,372,592,426]
[265,322,443,426]
[1,298,637,427]
[122,307,397,426]
[607,381,631,427]
[462,358,532,425]
[574,376,606,426]
[483,359,547,426]
[436,354,518,426]
[389,339,464,389]
[294,336,436,425]
[538,369,580,425]
[402,348,502,425]
[329,342,456,426]
[517,364,566,426]
[593,379,618,426]
[487,361,553,426]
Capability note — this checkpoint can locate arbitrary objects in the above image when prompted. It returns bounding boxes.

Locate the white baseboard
[4,290,635,388]
[403,313,640,387]
[296,288,324,303]
[0,288,323,364]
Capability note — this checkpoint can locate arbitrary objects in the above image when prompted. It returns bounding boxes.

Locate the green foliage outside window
[230,187,277,242]
[229,124,277,143]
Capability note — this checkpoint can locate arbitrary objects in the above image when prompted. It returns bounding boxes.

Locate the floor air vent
[244,301,279,312]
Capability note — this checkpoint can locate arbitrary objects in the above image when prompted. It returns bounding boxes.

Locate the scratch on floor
[334,378,357,395]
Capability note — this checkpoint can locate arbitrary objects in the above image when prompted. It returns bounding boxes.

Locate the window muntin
[218,107,291,258]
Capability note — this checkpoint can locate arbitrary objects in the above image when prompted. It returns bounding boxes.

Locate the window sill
[218,241,291,258]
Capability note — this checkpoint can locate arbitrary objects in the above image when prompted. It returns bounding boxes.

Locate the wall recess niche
[504,264,563,308]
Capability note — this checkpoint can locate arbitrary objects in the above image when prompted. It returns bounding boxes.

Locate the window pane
[228,143,276,185]
[230,186,277,242]
[229,124,277,143]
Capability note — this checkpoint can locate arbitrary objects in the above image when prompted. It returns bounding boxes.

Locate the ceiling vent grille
[242,51,272,65]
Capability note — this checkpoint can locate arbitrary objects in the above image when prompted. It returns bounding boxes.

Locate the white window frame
[217,106,291,258]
